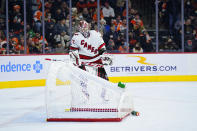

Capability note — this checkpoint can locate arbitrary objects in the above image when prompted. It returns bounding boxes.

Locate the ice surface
[0,82,197,131]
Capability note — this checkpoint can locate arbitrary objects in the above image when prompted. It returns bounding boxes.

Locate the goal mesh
[46,61,134,122]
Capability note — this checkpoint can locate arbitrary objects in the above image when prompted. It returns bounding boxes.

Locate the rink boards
[0,53,197,89]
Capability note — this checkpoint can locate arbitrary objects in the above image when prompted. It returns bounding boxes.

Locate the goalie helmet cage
[45,61,134,122]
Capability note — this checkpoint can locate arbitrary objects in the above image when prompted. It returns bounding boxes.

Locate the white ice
[0,82,197,131]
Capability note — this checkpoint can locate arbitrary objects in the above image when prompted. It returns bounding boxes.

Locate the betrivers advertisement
[105,54,196,77]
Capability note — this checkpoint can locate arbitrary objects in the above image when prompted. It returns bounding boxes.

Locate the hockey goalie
[69,20,112,80]
[45,20,138,122]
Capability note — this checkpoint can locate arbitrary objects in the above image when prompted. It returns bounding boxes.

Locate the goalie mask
[78,20,90,38]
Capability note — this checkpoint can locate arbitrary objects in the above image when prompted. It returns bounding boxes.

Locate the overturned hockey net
[46,61,134,122]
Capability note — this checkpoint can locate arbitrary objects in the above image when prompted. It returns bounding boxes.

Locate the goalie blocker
[45,60,138,122]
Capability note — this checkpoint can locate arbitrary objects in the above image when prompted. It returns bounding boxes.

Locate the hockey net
[46,61,134,122]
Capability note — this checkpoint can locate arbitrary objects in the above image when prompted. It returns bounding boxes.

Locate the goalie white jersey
[70,30,106,64]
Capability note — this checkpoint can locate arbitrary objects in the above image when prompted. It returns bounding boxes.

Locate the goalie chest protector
[70,30,106,62]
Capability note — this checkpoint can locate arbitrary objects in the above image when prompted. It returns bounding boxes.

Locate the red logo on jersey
[81,40,98,54]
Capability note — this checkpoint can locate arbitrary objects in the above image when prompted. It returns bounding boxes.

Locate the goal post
[45,61,135,122]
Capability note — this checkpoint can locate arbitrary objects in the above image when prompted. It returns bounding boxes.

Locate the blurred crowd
[158,0,197,52]
[0,0,197,55]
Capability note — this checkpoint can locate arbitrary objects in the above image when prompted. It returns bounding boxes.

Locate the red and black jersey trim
[70,46,79,50]
[98,43,106,50]
[79,54,101,60]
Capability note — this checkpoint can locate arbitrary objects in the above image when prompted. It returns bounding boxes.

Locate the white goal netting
[45,61,134,122]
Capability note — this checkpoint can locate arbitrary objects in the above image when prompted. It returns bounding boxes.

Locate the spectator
[87,0,97,9]
[45,13,56,47]
[76,0,87,13]
[160,37,179,52]
[7,37,19,54]
[106,35,116,52]
[33,33,49,53]
[53,8,64,23]
[54,41,65,53]
[54,31,69,52]
[27,37,34,54]
[44,2,52,15]
[0,31,7,54]
[51,0,62,14]
[184,0,193,19]
[45,1,53,10]
[0,46,6,54]
[128,8,138,22]
[158,0,168,28]
[118,40,128,53]
[116,0,125,16]
[184,18,195,39]
[0,17,6,31]
[129,31,137,52]
[72,20,78,35]
[166,0,181,35]
[26,24,35,38]
[100,18,108,36]
[15,37,25,54]
[54,18,69,35]
[11,5,23,35]
[33,10,42,33]
[82,8,91,22]
[31,0,42,13]
[119,18,127,33]
[102,1,115,25]
[92,9,104,22]
[112,15,122,32]
[184,17,197,52]
[185,37,193,52]
[143,32,154,52]
[130,13,145,38]
[72,8,80,22]
[65,14,70,29]
[60,1,69,18]
[193,34,197,52]
[32,38,42,54]
[133,42,143,53]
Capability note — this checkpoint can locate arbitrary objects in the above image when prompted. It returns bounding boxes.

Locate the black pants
[79,65,109,81]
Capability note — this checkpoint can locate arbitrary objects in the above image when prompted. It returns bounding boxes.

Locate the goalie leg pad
[98,67,109,80]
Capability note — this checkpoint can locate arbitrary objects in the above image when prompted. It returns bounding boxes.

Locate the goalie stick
[45,58,108,68]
